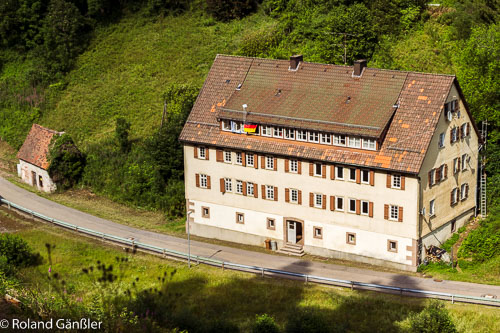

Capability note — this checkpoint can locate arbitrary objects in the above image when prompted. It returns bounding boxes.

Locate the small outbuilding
[17,124,63,193]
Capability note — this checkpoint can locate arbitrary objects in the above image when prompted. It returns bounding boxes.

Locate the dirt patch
[0,206,36,232]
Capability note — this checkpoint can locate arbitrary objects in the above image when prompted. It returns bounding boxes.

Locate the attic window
[275,89,282,97]
[346,96,351,104]
[225,79,230,83]
[236,83,242,90]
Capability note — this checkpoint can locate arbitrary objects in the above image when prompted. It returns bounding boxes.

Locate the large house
[17,124,62,193]
[179,55,480,271]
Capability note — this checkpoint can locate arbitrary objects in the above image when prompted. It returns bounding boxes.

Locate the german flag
[243,124,257,133]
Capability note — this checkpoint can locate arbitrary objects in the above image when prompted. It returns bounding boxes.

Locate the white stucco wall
[19,160,56,193]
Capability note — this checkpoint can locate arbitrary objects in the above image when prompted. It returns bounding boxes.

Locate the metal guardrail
[1,197,499,306]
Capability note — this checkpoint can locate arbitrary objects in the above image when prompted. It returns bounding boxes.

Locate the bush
[458,209,500,263]
[48,133,86,190]
[252,314,280,333]
[403,301,457,333]
[205,0,258,21]
[285,309,328,333]
[0,234,42,269]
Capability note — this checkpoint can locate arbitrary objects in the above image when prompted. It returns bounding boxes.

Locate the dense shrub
[0,234,42,269]
[252,314,280,333]
[285,309,328,333]
[48,133,86,190]
[206,0,258,21]
[403,301,457,333]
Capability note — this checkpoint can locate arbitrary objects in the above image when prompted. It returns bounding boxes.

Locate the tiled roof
[180,55,456,174]
[17,124,62,170]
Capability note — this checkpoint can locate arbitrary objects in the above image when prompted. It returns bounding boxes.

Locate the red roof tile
[17,124,62,170]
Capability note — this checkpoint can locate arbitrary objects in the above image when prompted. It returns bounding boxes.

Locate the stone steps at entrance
[277,243,305,257]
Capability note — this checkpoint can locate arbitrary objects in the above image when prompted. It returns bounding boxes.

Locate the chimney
[353,59,367,76]
[289,55,303,71]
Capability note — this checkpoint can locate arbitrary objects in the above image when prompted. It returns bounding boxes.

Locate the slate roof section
[17,124,62,170]
[179,55,456,174]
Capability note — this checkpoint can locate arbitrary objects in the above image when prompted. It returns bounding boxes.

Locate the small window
[461,123,469,137]
[392,175,401,189]
[198,147,206,159]
[348,199,356,213]
[460,183,467,200]
[313,227,323,239]
[290,189,299,203]
[451,188,458,205]
[236,212,244,224]
[290,160,298,173]
[235,152,242,165]
[261,126,272,137]
[438,133,445,148]
[267,218,275,230]
[361,201,369,215]
[314,163,322,177]
[266,185,274,200]
[440,164,446,180]
[429,199,435,216]
[453,158,459,174]
[38,176,43,188]
[320,133,331,144]
[387,240,398,253]
[429,169,435,186]
[296,129,307,141]
[236,180,243,194]
[231,121,242,133]
[348,137,361,148]
[362,138,376,150]
[390,205,399,221]
[361,170,370,184]
[461,154,467,170]
[314,193,323,208]
[266,156,274,170]
[284,128,295,140]
[224,178,232,192]
[273,127,283,138]
[336,166,344,180]
[246,154,254,167]
[333,134,346,146]
[247,182,255,196]
[308,131,319,143]
[200,174,208,188]
[336,197,344,211]
[348,168,356,182]
[222,120,231,131]
[224,151,232,163]
[346,232,356,245]
[202,207,210,218]
[451,127,458,143]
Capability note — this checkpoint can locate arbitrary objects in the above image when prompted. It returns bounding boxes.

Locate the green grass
[2,207,499,332]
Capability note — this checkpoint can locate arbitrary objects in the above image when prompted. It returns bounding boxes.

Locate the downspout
[417,176,423,266]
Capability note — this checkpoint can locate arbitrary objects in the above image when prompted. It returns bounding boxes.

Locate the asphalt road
[1,176,499,301]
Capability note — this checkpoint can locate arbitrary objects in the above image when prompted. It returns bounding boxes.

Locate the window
[266,185,274,200]
[222,120,231,131]
[236,180,243,194]
[361,170,370,184]
[200,174,208,188]
[247,182,254,196]
[361,201,369,215]
[313,227,323,239]
[235,152,242,165]
[348,137,361,148]
[333,134,346,146]
[348,199,356,213]
[296,129,307,141]
[265,156,274,170]
[429,169,435,186]
[387,240,398,253]
[267,218,275,230]
[348,168,356,182]
[336,166,344,180]
[290,189,299,203]
[461,154,467,170]
[392,175,401,189]
[314,193,323,208]
[320,133,331,144]
[236,212,244,224]
[202,207,210,218]
[38,176,43,188]
[314,163,322,177]
[451,188,458,205]
[246,154,254,167]
[336,197,344,211]
[261,126,272,137]
[451,127,458,143]
[290,160,298,173]
[362,138,376,150]
[346,232,356,245]
[429,199,435,216]
[231,121,242,133]
[390,205,399,221]
[461,183,468,200]
[438,133,445,148]
[273,127,283,138]
[308,131,319,143]
[284,128,295,140]
[224,178,232,192]
[461,123,469,137]
[440,164,446,180]
[198,147,206,159]
[453,157,459,174]
[224,151,232,163]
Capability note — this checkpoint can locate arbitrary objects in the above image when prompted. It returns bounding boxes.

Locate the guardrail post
[222,262,225,271]
[305,275,308,284]
[196,257,199,265]
[261,268,264,278]
[351,282,353,291]
[7,202,10,210]
[451,295,454,304]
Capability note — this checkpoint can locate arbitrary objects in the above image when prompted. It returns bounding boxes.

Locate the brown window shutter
[216,150,223,162]
[285,188,290,202]
[261,185,265,199]
[467,123,470,136]
[401,176,405,190]
[459,126,463,139]
[309,163,313,176]
[387,174,391,188]
[322,165,326,178]
[254,154,258,169]
[369,202,373,217]
[322,195,326,209]
[330,196,335,211]
[466,184,469,198]
[309,192,314,207]
[370,170,374,186]
[194,147,198,159]
[428,170,432,187]
[330,165,335,180]
[206,148,210,160]
[254,184,258,198]
[450,189,454,205]
[242,181,247,196]
[435,168,441,182]
[298,161,302,174]
[274,187,278,201]
[241,152,246,166]
[356,200,361,215]
[398,206,403,222]
[220,178,225,193]
[207,176,211,189]
[298,190,302,205]
[285,159,289,173]
[356,169,361,184]
[457,157,461,173]
[261,156,265,169]
[450,128,454,143]
[457,187,461,201]
[195,173,200,187]
[444,164,448,178]
[274,158,277,171]
[384,204,389,220]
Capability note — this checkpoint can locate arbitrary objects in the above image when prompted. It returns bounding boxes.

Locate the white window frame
[247,182,254,196]
[314,163,322,177]
[348,198,356,213]
[236,212,244,223]
[200,174,208,188]
[265,185,274,200]
[224,151,232,163]
[290,189,299,203]
[451,127,458,143]
[222,120,231,131]
[361,170,370,184]
[235,152,242,165]
[362,138,376,150]
[438,133,445,148]
[273,127,283,138]
[231,121,242,133]
[284,128,295,140]
[246,154,254,167]
[429,169,435,186]
[461,123,468,137]
[392,175,401,189]
[261,126,272,137]
[389,205,399,221]
[451,188,458,205]
[388,240,398,252]
[348,168,356,182]
[320,133,331,145]
[361,200,369,215]
[336,166,344,180]
[336,197,344,211]
[308,131,319,143]
[290,160,298,173]
[198,147,206,159]
[314,193,323,208]
[265,156,274,170]
[348,136,361,148]
[429,199,435,216]
[460,184,467,200]
[224,178,232,192]
[235,180,243,194]
[296,129,307,142]
[461,153,467,171]
[453,158,459,174]
[314,227,322,238]
[333,134,346,146]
